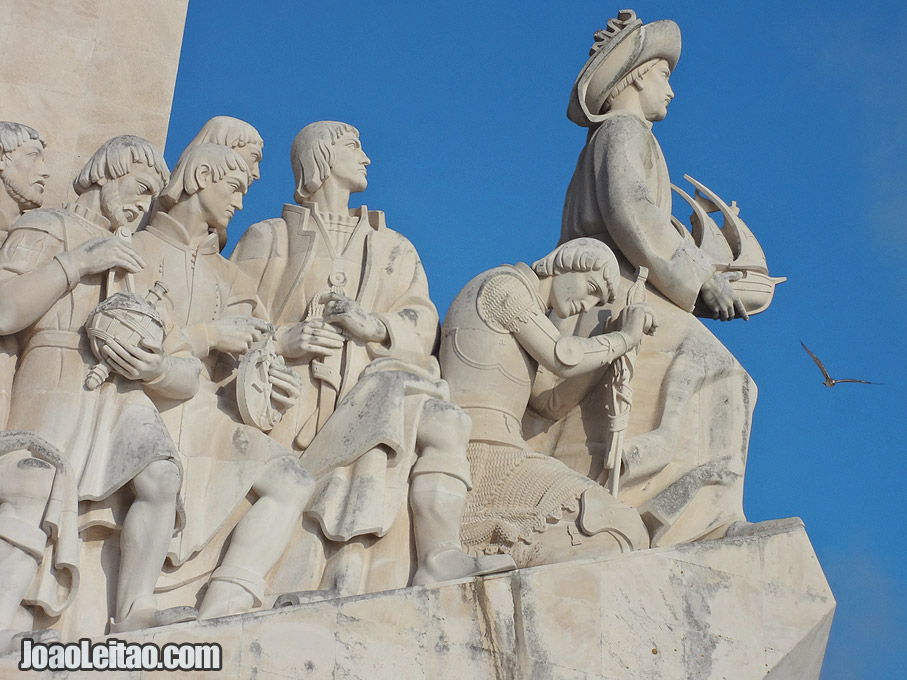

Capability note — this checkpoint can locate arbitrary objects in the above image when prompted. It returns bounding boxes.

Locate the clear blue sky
[166,2,907,676]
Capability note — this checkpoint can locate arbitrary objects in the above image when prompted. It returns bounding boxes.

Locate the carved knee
[132,460,181,503]
[0,453,56,504]
[418,399,472,451]
[254,457,314,508]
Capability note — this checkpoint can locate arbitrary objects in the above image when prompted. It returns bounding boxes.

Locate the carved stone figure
[0,136,185,649]
[0,122,49,429]
[120,143,313,620]
[527,10,781,546]
[185,116,264,248]
[0,122,49,239]
[232,121,513,595]
[440,239,651,567]
[187,116,263,184]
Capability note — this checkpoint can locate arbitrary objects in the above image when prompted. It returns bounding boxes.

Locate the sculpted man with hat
[528,10,773,547]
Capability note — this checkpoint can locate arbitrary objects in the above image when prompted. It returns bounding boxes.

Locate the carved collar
[282,202,379,231]
[63,202,112,233]
[146,212,219,254]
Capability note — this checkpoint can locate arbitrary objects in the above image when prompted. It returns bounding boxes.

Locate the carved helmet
[567,10,681,127]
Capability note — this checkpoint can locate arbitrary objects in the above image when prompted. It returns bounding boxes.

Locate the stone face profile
[0,122,49,238]
[120,142,313,622]
[526,8,784,548]
[185,116,264,248]
[232,121,514,597]
[0,122,50,431]
[0,7,831,678]
[0,135,175,647]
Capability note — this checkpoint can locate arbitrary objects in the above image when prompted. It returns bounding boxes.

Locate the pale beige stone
[515,562,604,675]
[241,603,339,677]
[9,0,102,43]
[0,136,175,651]
[530,9,784,550]
[232,121,514,598]
[335,590,429,679]
[0,0,188,208]
[441,240,651,568]
[0,28,94,98]
[0,523,833,679]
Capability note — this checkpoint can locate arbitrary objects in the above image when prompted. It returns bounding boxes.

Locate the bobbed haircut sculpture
[0,122,45,157]
[188,116,264,150]
[291,121,359,204]
[73,135,169,196]
[157,143,250,210]
[532,238,620,302]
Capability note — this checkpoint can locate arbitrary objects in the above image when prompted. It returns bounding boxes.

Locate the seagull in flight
[800,341,881,387]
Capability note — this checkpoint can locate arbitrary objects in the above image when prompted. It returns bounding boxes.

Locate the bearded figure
[0,122,49,239]
[0,122,50,429]
[0,136,193,648]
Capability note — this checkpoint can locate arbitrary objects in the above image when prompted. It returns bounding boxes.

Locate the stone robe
[532,111,753,546]
[0,205,179,616]
[232,203,458,593]
[124,213,294,568]
[0,219,16,428]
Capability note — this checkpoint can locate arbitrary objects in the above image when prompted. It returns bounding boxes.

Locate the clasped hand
[699,271,749,322]
[207,315,272,354]
[103,337,168,382]
[66,235,146,277]
[615,303,658,344]
[266,362,302,411]
[322,293,387,343]
[277,319,345,360]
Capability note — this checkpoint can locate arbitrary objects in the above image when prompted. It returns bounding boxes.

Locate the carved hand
[616,303,656,344]
[102,337,168,382]
[322,293,387,343]
[699,272,749,322]
[63,235,146,278]
[207,315,271,354]
[277,320,345,360]
[266,363,302,411]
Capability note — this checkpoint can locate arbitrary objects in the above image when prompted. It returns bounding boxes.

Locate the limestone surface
[0,5,832,676]
[0,521,833,679]
[0,0,189,209]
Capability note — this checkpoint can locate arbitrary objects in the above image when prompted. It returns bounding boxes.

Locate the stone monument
[0,121,49,430]
[231,121,515,598]
[527,10,786,548]
[0,7,832,679]
[0,0,189,209]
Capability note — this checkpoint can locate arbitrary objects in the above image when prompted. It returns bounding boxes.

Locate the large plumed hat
[567,9,681,127]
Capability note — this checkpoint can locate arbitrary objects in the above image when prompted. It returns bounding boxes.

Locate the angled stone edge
[0,521,834,680]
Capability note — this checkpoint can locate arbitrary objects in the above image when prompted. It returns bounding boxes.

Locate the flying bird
[800,341,881,387]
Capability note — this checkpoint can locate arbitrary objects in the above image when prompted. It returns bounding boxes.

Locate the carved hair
[0,122,45,163]
[72,135,169,196]
[291,121,359,204]
[604,58,662,111]
[188,116,263,150]
[157,143,250,210]
[531,238,620,302]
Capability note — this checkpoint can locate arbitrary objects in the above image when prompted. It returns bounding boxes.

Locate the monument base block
[0,521,833,679]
